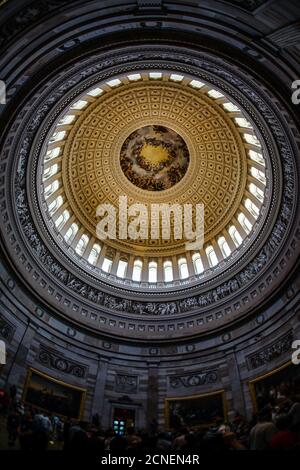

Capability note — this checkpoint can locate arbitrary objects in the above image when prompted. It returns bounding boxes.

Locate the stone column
[5,320,37,399]
[90,356,109,427]
[225,349,246,417]
[146,360,159,429]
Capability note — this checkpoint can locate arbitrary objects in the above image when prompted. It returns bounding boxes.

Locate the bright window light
[243,133,261,147]
[55,210,70,229]
[250,167,266,184]
[238,213,252,234]
[164,261,173,282]
[222,102,240,112]
[127,74,141,81]
[206,246,218,267]
[249,183,264,202]
[178,257,189,279]
[49,131,66,143]
[117,259,128,278]
[208,89,224,99]
[218,237,231,258]
[170,74,184,82]
[45,148,60,161]
[58,115,75,125]
[107,79,121,87]
[102,257,112,273]
[149,72,162,79]
[235,117,252,128]
[88,244,101,265]
[148,261,157,283]
[189,79,204,89]
[132,260,143,282]
[48,195,63,215]
[75,234,89,256]
[192,253,204,274]
[64,223,78,243]
[70,100,88,110]
[248,150,265,165]
[229,225,243,246]
[45,180,59,198]
[245,199,259,218]
[87,88,103,96]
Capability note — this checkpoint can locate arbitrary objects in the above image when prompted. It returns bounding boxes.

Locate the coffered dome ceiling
[38,72,268,286]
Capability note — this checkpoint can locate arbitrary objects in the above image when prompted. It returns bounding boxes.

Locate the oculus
[120,125,189,191]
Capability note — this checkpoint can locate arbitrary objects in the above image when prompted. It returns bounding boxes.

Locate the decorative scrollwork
[169,370,218,388]
[37,346,87,378]
[247,331,294,370]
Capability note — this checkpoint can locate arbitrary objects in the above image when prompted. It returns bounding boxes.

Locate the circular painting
[120,125,190,191]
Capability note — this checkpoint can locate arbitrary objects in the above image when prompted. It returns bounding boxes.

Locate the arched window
[234,117,251,128]
[102,257,112,273]
[127,74,141,82]
[206,246,218,267]
[75,234,89,256]
[70,100,87,110]
[55,209,70,230]
[245,198,259,218]
[218,237,231,258]
[208,89,223,99]
[88,244,101,266]
[58,115,75,125]
[45,180,59,198]
[223,102,240,112]
[87,87,103,96]
[116,259,128,278]
[132,259,143,282]
[238,213,252,234]
[192,253,204,274]
[64,223,78,243]
[148,261,157,283]
[249,183,264,202]
[178,257,189,279]
[248,150,265,166]
[49,131,66,143]
[43,163,58,181]
[164,261,173,282]
[45,147,60,161]
[250,167,266,184]
[48,195,63,215]
[189,79,204,89]
[229,225,243,247]
[243,133,260,147]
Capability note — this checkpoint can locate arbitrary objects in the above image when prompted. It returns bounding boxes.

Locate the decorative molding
[37,346,87,378]
[0,315,14,342]
[247,331,294,370]
[169,370,218,388]
[115,374,138,393]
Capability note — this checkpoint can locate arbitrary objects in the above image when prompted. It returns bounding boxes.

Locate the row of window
[42,71,267,284]
[56,220,252,283]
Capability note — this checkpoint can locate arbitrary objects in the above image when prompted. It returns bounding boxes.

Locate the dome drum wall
[0,42,298,341]
[0,0,300,428]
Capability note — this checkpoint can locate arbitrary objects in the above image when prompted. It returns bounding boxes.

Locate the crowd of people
[0,386,300,452]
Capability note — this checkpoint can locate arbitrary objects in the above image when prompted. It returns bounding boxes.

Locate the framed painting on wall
[249,361,300,412]
[165,390,227,429]
[23,368,86,419]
